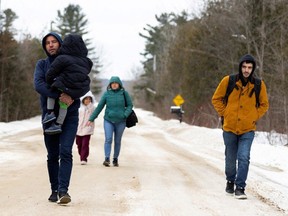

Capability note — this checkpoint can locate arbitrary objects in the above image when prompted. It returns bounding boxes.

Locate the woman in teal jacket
[88,76,133,167]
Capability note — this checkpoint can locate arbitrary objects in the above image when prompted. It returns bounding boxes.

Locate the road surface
[0,112,286,216]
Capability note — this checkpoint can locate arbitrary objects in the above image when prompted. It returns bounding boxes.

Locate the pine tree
[54,4,101,95]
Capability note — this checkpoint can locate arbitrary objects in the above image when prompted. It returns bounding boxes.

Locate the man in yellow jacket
[212,54,269,199]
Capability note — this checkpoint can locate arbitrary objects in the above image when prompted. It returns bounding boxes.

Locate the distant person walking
[212,54,269,199]
[76,92,95,165]
[87,76,133,167]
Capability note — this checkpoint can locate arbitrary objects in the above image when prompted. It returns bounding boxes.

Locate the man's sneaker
[57,192,71,205]
[45,122,62,135]
[48,190,58,202]
[42,112,56,124]
[113,158,119,167]
[103,158,110,167]
[225,181,235,195]
[235,187,247,199]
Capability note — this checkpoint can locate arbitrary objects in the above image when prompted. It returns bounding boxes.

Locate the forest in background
[0,0,287,141]
[135,0,288,140]
[0,4,101,122]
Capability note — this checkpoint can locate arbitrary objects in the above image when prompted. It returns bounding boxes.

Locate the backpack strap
[249,78,261,108]
[223,74,239,105]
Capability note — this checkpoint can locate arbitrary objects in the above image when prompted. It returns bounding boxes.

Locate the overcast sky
[1,0,204,80]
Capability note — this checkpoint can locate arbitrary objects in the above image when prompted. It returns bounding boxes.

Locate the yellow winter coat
[212,75,269,135]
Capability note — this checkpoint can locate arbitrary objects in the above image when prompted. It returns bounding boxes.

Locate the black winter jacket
[46,34,93,99]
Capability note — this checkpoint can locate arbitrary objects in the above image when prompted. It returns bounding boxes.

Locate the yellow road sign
[173,94,185,106]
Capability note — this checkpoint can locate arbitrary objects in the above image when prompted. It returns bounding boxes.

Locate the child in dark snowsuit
[43,34,93,134]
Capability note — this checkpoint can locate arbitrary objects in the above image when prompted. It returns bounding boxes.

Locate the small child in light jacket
[76,92,95,165]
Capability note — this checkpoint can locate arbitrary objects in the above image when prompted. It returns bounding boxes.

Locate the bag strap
[123,91,127,107]
[223,74,239,105]
[248,77,261,108]
[254,78,261,108]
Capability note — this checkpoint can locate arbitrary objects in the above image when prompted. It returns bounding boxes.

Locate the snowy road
[0,110,287,216]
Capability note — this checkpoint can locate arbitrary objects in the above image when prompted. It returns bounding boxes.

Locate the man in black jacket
[34,32,80,204]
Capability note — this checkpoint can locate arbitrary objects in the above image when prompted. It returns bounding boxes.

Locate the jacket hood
[42,32,63,57]
[108,76,123,88]
[238,54,256,84]
[59,34,88,57]
[80,91,96,106]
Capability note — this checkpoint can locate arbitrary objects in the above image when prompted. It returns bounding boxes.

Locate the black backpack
[223,74,261,108]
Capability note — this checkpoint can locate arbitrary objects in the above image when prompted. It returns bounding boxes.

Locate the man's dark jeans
[44,111,78,193]
[223,130,255,188]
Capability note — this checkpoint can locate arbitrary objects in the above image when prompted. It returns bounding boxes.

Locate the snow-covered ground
[0,109,287,215]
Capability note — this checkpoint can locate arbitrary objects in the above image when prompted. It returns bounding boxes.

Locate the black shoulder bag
[124,92,138,128]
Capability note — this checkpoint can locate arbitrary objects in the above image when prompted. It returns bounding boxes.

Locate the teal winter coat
[89,76,133,123]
